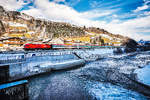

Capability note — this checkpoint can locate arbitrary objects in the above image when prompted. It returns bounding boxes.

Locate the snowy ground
[135,64,150,86]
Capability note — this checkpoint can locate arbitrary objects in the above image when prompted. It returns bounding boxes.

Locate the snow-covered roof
[27,31,35,34]
[100,34,113,40]
[9,22,27,27]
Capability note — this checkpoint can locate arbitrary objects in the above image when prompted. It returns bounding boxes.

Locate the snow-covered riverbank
[28,49,150,100]
[135,64,150,86]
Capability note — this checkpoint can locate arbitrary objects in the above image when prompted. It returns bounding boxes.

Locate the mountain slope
[0,5,129,51]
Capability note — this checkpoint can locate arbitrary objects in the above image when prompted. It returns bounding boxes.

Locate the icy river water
[28,49,150,100]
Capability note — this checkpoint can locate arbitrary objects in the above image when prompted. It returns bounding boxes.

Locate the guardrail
[0,80,28,100]
[0,64,28,100]
[0,51,74,65]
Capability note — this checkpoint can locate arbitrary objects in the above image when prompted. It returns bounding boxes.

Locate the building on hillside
[8,26,27,33]
[73,36,91,43]
[50,38,64,44]
[64,38,73,44]
[64,36,91,45]
[8,33,32,39]
[8,33,24,38]
[0,37,26,46]
[0,42,4,48]
[24,33,32,38]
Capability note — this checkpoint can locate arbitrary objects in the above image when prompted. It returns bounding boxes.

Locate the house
[49,38,64,44]
[0,37,26,45]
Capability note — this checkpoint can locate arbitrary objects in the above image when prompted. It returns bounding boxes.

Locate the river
[28,49,150,100]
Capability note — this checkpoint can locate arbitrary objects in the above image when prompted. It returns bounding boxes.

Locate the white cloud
[112,14,118,18]
[23,0,116,25]
[104,16,150,40]
[23,0,88,25]
[80,9,115,19]
[134,5,149,12]
[144,11,150,15]
[0,0,30,11]
[21,0,150,40]
[2,0,150,40]
[133,0,150,13]
[144,0,150,4]
[22,8,47,19]
[89,1,101,8]
[53,0,65,3]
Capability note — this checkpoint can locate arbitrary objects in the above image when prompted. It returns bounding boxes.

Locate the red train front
[24,44,52,50]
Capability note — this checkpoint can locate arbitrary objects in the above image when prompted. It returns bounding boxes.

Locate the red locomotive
[23,43,108,50]
[24,44,52,50]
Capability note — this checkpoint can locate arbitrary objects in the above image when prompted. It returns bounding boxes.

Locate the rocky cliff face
[0,5,129,51]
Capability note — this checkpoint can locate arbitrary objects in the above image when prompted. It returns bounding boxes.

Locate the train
[23,43,91,50]
[24,43,52,50]
[23,43,118,50]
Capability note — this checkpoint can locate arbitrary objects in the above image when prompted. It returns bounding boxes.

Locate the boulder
[122,39,138,53]
[113,48,123,54]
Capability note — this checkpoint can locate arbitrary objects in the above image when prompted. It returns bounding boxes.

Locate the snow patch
[134,64,150,86]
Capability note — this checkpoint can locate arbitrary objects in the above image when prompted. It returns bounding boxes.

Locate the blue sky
[0,0,150,40]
